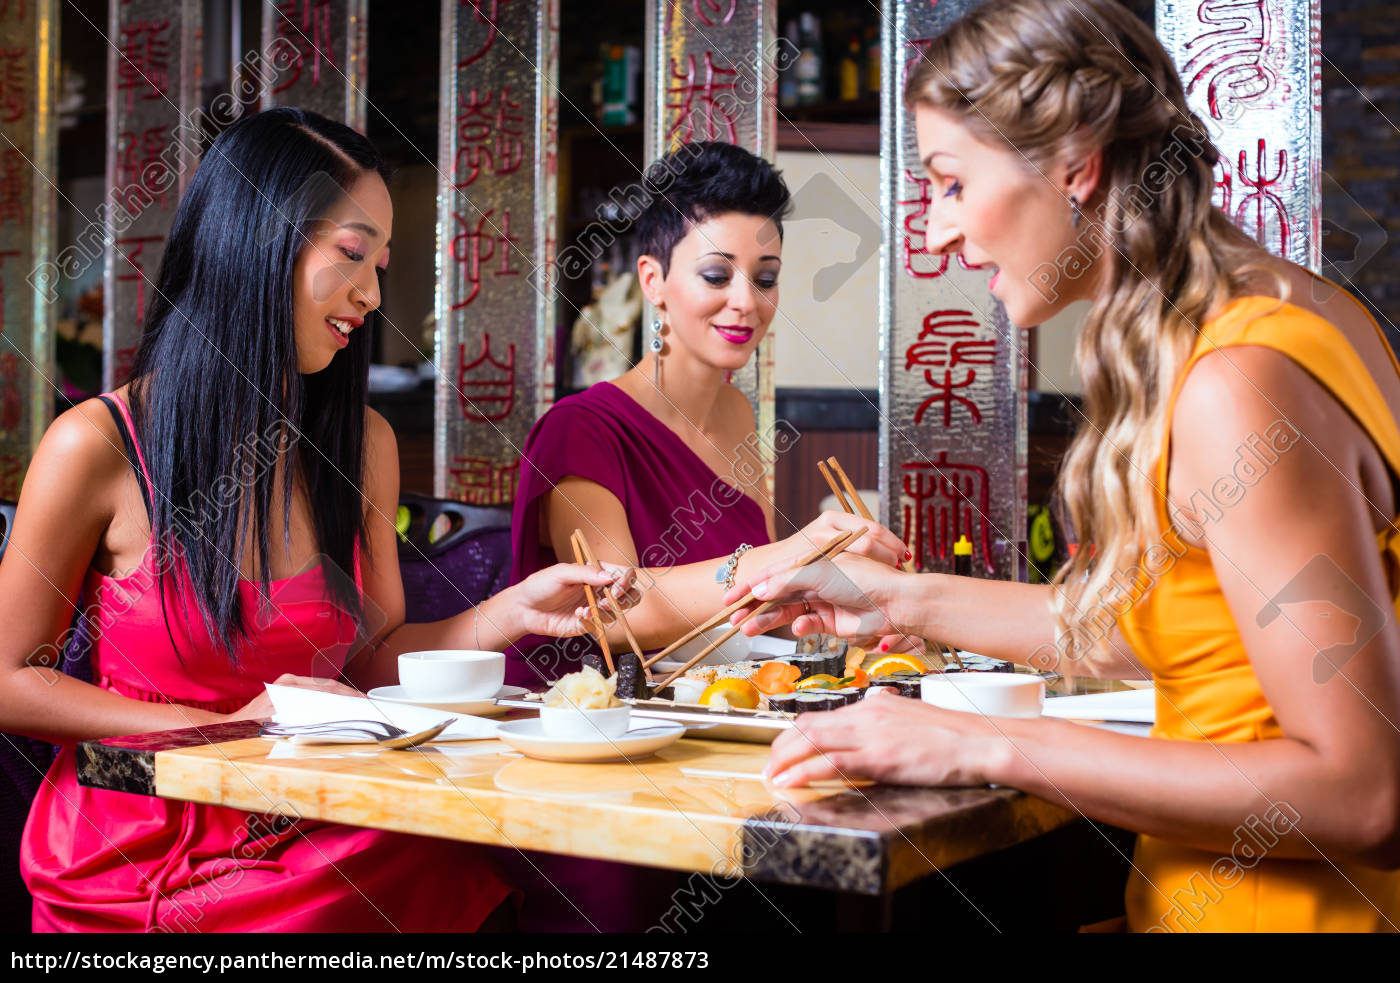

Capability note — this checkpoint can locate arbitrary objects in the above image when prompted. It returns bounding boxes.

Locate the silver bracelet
[715,543,753,592]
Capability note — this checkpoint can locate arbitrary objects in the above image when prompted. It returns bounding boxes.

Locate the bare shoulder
[22,400,129,520]
[362,406,399,507]
[364,405,397,451]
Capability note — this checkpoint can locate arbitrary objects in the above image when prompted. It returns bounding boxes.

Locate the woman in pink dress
[0,108,629,932]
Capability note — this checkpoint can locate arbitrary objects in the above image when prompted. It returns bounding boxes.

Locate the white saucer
[367,684,528,718]
[494,718,685,763]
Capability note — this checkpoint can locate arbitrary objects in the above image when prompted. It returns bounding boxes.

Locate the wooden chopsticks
[821,456,915,574]
[819,457,960,667]
[653,527,865,691]
[570,528,640,676]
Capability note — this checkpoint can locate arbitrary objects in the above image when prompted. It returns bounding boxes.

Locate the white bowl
[921,673,1044,719]
[538,704,632,740]
[398,650,505,700]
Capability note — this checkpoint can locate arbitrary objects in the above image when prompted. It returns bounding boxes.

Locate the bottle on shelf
[778,18,800,108]
[794,12,824,106]
[953,535,974,578]
[839,35,861,102]
[865,25,881,97]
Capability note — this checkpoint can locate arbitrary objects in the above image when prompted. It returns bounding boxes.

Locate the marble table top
[77,721,1076,895]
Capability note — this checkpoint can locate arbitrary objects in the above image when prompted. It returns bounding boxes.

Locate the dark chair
[0,497,93,931]
[0,498,15,565]
[396,494,513,624]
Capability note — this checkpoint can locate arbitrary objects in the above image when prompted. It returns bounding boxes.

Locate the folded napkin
[1041,687,1155,724]
[265,683,502,741]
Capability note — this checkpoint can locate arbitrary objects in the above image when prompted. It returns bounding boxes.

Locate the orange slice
[699,678,760,710]
[869,654,927,676]
[794,673,840,690]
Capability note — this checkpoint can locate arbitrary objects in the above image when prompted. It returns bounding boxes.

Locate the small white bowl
[398,650,504,700]
[538,704,632,740]
[921,673,1045,719]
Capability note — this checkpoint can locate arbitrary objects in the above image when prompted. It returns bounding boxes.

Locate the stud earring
[1069,195,1082,230]
[650,317,664,388]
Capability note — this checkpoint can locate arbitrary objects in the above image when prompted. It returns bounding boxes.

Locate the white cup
[539,704,632,740]
[921,673,1045,718]
[397,650,504,700]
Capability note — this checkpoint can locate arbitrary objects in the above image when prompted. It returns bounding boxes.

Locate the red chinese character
[271,0,334,92]
[448,455,519,504]
[114,125,173,212]
[0,351,20,436]
[449,209,521,310]
[913,370,982,428]
[1234,138,1290,255]
[0,248,19,335]
[114,236,164,327]
[906,310,990,427]
[116,21,172,112]
[457,0,514,70]
[902,454,994,575]
[900,170,983,279]
[0,149,23,227]
[1213,157,1233,214]
[452,87,525,189]
[457,334,515,422]
[693,0,737,27]
[666,51,738,145]
[0,48,26,123]
[1182,0,1278,121]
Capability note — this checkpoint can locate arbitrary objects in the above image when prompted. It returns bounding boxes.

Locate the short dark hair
[635,141,792,276]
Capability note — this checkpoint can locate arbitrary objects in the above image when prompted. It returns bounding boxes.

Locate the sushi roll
[896,676,924,699]
[867,677,902,693]
[794,692,838,713]
[614,652,648,700]
[827,687,862,706]
[767,692,799,713]
[581,652,607,676]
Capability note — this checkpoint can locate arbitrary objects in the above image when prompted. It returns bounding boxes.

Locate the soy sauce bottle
[953,534,973,578]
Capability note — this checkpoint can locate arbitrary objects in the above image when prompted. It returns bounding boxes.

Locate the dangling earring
[649,316,664,388]
[1069,195,1082,230]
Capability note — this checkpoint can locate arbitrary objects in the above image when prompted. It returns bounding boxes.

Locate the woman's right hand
[722,552,915,642]
[224,674,365,722]
[784,510,909,569]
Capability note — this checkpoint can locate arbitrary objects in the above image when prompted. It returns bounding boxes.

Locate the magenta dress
[502,381,770,932]
[509,381,771,688]
[22,396,515,932]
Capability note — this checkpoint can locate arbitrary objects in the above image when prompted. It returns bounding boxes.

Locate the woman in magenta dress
[510,142,908,687]
[1,108,628,932]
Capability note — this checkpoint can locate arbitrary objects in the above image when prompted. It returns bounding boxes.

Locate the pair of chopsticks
[818,455,916,574]
[570,528,647,678]
[652,527,866,691]
[817,457,961,669]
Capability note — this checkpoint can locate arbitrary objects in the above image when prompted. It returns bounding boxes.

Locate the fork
[260,718,456,749]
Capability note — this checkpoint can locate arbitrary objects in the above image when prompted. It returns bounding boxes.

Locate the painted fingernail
[879,642,889,652]
[903,550,912,561]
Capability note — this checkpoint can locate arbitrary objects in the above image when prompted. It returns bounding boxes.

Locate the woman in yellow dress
[729,0,1400,932]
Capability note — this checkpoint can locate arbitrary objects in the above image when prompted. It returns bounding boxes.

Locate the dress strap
[98,394,153,521]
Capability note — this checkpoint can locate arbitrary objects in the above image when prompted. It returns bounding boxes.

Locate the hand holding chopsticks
[653,528,865,690]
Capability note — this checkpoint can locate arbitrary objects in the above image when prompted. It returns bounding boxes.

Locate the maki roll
[827,687,862,706]
[867,677,902,694]
[767,692,799,713]
[896,676,924,699]
[581,651,607,677]
[794,692,838,713]
[614,652,649,700]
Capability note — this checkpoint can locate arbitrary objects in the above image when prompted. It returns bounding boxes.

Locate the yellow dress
[1117,294,1400,932]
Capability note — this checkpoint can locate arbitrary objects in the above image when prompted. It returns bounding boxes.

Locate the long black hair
[129,107,391,663]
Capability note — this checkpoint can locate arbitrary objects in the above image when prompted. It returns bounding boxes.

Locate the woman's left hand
[764,691,1011,788]
[508,562,639,639]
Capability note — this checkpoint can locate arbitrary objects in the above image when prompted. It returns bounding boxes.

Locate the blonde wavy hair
[904,0,1279,666]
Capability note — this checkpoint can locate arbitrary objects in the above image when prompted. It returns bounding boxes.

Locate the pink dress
[21,395,515,932]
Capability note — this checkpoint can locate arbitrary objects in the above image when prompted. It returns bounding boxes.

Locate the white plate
[494,718,685,763]
[367,684,529,718]
[652,633,793,675]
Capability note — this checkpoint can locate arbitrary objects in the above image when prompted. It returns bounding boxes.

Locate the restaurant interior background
[47,0,1400,549]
